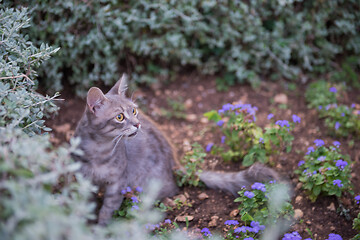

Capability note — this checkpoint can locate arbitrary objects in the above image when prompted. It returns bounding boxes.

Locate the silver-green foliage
[0,6,60,134]
[11,0,360,95]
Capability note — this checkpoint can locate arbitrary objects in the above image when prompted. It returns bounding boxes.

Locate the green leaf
[203,110,222,122]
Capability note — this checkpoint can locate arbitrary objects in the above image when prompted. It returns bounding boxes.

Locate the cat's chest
[81,159,126,184]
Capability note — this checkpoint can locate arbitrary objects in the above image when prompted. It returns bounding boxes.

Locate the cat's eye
[115,113,125,122]
[132,108,137,115]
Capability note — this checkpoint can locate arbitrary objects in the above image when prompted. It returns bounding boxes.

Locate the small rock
[184,192,190,199]
[294,209,304,220]
[200,117,209,124]
[295,182,303,190]
[208,216,219,227]
[198,192,209,201]
[330,226,336,231]
[163,197,176,208]
[186,114,197,122]
[229,209,239,217]
[274,93,288,104]
[306,220,311,225]
[174,194,187,203]
[295,196,303,204]
[184,99,193,110]
[327,202,336,211]
[176,215,194,222]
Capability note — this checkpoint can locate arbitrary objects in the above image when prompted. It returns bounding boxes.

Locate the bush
[8,0,360,94]
[0,7,59,135]
[295,139,353,202]
[204,103,298,166]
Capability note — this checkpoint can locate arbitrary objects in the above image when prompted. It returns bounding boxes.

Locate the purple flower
[318,105,323,110]
[333,179,343,188]
[234,226,249,233]
[276,120,290,128]
[224,220,239,226]
[259,137,264,143]
[201,228,212,237]
[135,186,143,193]
[292,114,301,123]
[126,186,132,192]
[326,233,342,240]
[267,113,274,120]
[244,238,254,240]
[250,221,265,233]
[317,156,326,162]
[121,189,127,194]
[351,103,355,108]
[251,182,266,192]
[217,120,224,126]
[306,146,315,155]
[244,191,255,198]
[329,87,337,93]
[221,135,226,144]
[335,121,341,130]
[282,231,302,240]
[355,195,360,204]
[222,103,234,112]
[131,205,139,210]
[333,141,341,148]
[164,219,171,224]
[336,159,348,170]
[206,143,213,152]
[131,196,139,203]
[314,139,325,147]
[341,112,345,117]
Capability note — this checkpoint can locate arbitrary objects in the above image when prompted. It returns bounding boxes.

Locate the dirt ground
[47,73,360,239]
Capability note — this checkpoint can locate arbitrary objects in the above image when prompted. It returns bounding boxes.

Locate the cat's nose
[133,123,141,129]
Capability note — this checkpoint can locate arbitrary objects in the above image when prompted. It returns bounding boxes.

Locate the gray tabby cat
[73,74,279,225]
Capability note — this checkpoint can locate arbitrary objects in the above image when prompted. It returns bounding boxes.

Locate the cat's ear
[87,87,108,114]
[108,74,128,97]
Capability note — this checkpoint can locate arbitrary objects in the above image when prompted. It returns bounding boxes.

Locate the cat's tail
[199,163,280,195]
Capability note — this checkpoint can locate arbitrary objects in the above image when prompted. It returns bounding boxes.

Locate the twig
[0,74,34,84]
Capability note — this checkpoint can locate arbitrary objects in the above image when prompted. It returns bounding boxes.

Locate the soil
[46,73,360,240]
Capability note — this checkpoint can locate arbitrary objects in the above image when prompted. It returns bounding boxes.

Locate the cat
[72,74,279,225]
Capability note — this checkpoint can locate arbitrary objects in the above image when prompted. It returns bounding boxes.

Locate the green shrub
[175,142,206,187]
[0,6,59,135]
[295,140,353,202]
[204,103,297,166]
[305,80,360,137]
[234,182,293,226]
[8,0,360,94]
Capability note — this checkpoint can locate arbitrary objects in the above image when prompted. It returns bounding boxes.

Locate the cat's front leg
[98,183,124,225]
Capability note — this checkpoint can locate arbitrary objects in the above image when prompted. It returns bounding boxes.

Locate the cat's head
[85,74,141,138]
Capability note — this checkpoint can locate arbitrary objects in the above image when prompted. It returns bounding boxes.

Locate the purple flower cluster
[218,102,258,122]
[121,186,132,194]
[326,233,342,240]
[306,146,315,155]
[221,135,226,144]
[335,121,341,130]
[329,87,337,93]
[259,137,264,143]
[317,156,326,162]
[217,120,224,126]
[282,231,302,240]
[333,179,343,188]
[233,221,265,234]
[244,191,255,198]
[292,114,301,123]
[251,182,266,192]
[335,159,348,170]
[224,220,239,226]
[131,196,139,203]
[314,139,325,147]
[333,141,341,148]
[201,227,212,237]
[206,143,213,152]
[275,120,290,128]
[355,195,360,204]
[267,113,274,120]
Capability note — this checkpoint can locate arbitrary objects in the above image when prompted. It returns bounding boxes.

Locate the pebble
[208,216,219,227]
[295,182,303,190]
[229,209,239,217]
[186,114,197,122]
[184,99,193,109]
[174,194,187,203]
[163,197,176,208]
[274,93,288,104]
[176,215,194,222]
[295,196,303,204]
[294,209,304,220]
[198,192,209,201]
[327,202,336,211]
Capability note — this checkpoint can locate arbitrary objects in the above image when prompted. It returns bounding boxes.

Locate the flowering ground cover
[47,74,360,239]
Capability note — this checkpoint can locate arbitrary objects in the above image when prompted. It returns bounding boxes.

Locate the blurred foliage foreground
[5,0,360,95]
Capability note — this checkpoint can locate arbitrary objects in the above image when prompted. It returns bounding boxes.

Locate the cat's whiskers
[111,133,124,154]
